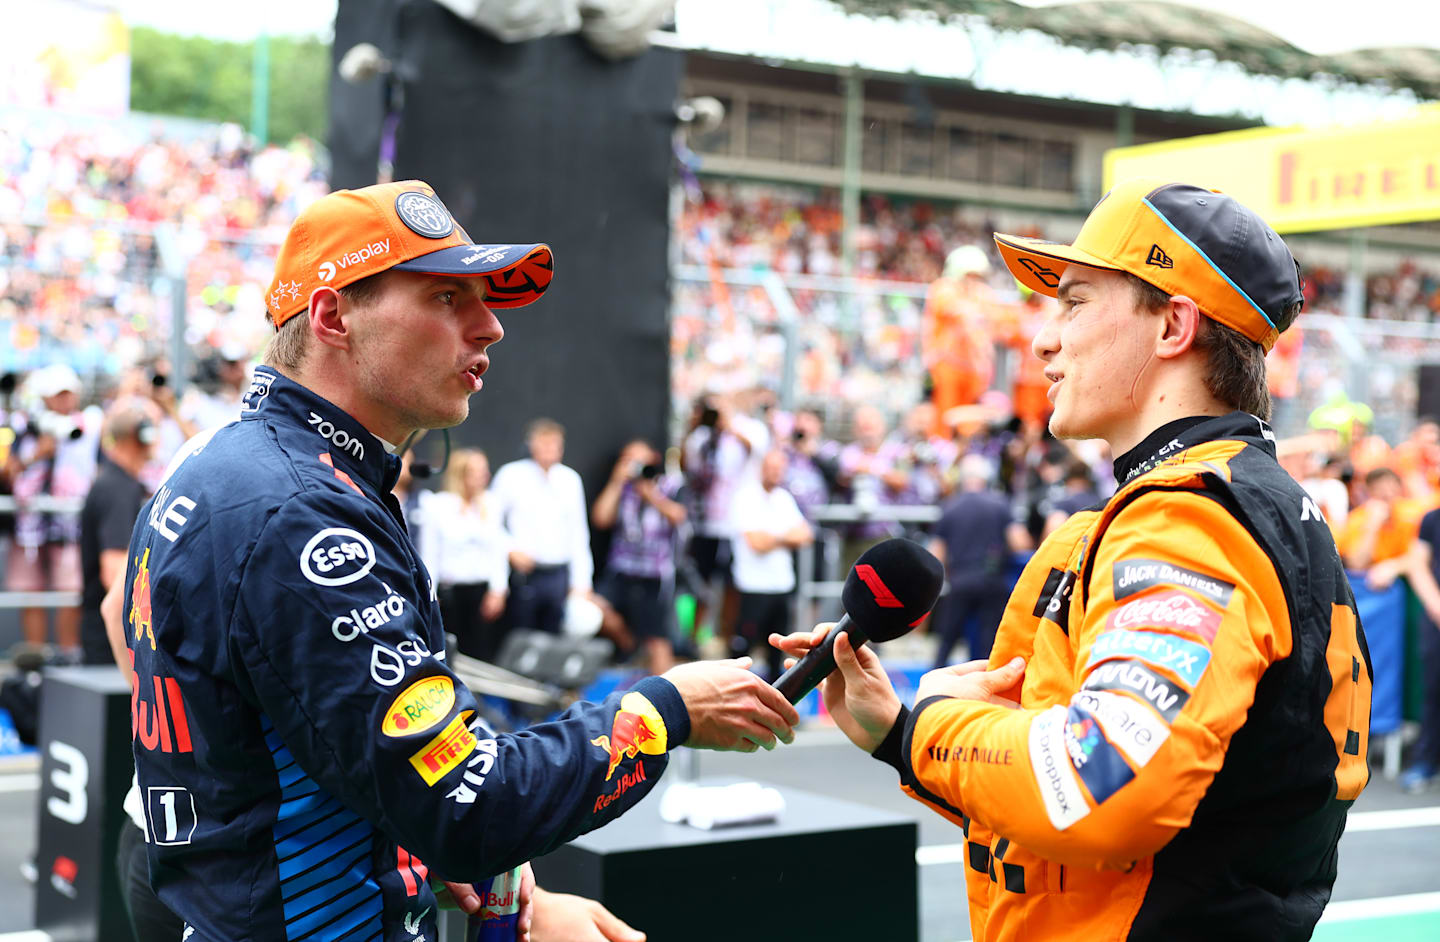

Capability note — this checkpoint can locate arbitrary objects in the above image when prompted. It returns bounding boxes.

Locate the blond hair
[444,448,490,500]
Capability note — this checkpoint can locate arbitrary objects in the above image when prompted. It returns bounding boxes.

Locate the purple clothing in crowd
[606,473,687,579]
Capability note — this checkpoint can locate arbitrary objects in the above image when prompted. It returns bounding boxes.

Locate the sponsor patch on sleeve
[1070,689,1170,766]
[1105,589,1222,644]
[382,676,455,737]
[1028,706,1091,830]
[1063,705,1136,804]
[1081,659,1191,722]
[1113,558,1234,607]
[1034,569,1077,634]
[590,692,668,781]
[1086,629,1212,688]
[409,710,476,786]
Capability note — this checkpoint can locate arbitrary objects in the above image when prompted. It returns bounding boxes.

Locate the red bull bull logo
[590,692,668,781]
[129,547,155,651]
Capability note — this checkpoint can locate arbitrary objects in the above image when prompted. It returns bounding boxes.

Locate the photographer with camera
[593,439,687,674]
[5,365,102,659]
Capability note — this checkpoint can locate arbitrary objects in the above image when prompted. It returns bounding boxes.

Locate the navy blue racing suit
[124,367,689,941]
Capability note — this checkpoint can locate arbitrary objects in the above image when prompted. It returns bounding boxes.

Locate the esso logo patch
[300,528,376,586]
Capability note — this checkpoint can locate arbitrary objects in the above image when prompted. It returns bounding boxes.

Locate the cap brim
[993,233,1120,298]
[393,242,554,308]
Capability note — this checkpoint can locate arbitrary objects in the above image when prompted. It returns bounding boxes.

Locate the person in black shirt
[79,405,154,665]
[927,453,1031,666]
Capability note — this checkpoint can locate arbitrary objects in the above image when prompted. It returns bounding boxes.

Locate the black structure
[534,778,920,942]
[331,0,680,499]
[33,667,134,942]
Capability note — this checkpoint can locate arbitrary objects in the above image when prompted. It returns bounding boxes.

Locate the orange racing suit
[873,412,1372,941]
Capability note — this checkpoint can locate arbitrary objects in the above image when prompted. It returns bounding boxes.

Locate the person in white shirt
[490,418,593,634]
[729,449,812,679]
[418,448,510,661]
[682,393,767,641]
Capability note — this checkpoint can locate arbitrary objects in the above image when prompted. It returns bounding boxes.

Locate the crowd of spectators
[7,120,1440,704]
[672,180,1440,437]
[0,113,326,380]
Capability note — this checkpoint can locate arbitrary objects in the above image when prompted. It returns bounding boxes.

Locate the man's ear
[308,287,349,352]
[1154,294,1203,360]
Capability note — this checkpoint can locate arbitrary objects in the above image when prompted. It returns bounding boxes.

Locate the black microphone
[773,538,944,704]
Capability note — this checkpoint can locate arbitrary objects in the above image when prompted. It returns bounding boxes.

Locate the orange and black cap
[265,180,554,328]
[994,180,1302,351]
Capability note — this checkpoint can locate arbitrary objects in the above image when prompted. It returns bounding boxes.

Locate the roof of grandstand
[840,1,1440,98]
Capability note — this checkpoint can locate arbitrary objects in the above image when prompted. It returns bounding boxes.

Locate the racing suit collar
[241,366,401,492]
[1113,412,1277,484]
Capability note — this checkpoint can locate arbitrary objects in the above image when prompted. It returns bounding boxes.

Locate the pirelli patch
[1113,558,1234,608]
[409,711,476,786]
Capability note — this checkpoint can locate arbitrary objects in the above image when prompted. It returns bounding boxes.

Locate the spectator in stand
[6,364,102,658]
[730,449,812,679]
[592,439,687,675]
[1299,452,1353,541]
[1339,467,1426,586]
[682,393,765,639]
[782,408,841,519]
[179,344,252,432]
[889,401,959,508]
[1399,507,1440,793]
[927,454,1031,666]
[78,404,155,665]
[418,449,509,662]
[492,419,592,635]
[1392,417,1440,500]
[837,404,908,567]
[1043,458,1105,538]
[922,245,1001,436]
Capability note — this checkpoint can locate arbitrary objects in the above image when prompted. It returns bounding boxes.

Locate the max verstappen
[121,181,797,941]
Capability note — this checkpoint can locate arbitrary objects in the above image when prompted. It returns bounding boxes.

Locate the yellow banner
[1103,106,1440,234]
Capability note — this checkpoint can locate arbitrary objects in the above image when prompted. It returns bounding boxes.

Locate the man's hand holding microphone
[769,538,1026,754]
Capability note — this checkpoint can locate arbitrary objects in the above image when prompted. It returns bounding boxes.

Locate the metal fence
[671,265,1440,442]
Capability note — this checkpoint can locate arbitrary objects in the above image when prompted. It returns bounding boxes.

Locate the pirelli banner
[1103,105,1440,234]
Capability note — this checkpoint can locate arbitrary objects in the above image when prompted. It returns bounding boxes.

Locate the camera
[699,406,719,428]
[151,373,168,389]
[640,463,662,480]
[36,411,83,441]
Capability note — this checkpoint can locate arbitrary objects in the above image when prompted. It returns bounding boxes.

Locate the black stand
[533,778,919,942]
[33,666,135,942]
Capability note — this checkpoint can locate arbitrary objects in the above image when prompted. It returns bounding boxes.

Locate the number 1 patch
[147,786,198,846]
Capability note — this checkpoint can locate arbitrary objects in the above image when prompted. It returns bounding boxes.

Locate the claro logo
[300,528,376,586]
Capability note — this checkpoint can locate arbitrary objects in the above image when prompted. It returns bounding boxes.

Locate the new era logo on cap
[992,180,1303,351]
[1146,244,1174,269]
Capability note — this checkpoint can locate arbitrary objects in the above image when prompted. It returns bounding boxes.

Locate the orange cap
[264,180,553,327]
[994,180,1302,352]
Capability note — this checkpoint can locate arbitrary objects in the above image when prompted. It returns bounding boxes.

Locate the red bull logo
[590,692,667,781]
[129,547,155,651]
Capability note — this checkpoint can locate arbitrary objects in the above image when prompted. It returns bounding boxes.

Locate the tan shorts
[6,542,83,593]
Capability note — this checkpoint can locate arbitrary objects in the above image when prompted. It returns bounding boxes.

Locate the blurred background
[1,1,1439,940]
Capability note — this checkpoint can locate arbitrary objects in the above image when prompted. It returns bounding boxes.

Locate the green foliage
[128,27,330,144]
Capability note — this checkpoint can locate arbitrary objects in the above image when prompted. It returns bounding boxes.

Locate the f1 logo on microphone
[855,565,903,608]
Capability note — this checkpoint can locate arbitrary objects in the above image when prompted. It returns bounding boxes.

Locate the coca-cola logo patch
[1105,590,1221,643]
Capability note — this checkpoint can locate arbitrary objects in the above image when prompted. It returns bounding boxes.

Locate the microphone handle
[772,614,871,704]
